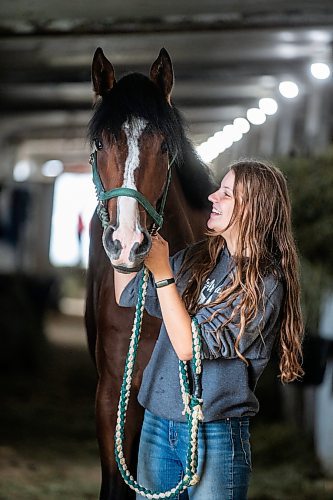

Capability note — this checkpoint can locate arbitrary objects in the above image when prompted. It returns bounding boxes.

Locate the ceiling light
[197,141,220,163]
[246,108,266,125]
[196,119,249,163]
[223,124,242,142]
[259,98,278,115]
[42,160,64,177]
[13,160,32,182]
[310,62,330,80]
[279,81,299,98]
[233,117,250,134]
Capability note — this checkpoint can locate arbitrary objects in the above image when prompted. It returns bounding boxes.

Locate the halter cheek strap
[89,149,176,230]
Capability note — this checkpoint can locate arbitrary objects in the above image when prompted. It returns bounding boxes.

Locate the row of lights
[12,64,331,180]
[197,62,331,163]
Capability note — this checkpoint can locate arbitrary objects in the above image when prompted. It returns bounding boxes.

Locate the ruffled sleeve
[195,275,284,360]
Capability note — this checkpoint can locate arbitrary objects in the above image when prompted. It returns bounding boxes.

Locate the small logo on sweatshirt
[199,278,224,304]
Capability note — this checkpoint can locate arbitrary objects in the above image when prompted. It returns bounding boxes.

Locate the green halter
[89,148,176,230]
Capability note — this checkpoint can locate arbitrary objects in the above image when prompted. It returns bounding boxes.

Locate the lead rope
[114,267,204,499]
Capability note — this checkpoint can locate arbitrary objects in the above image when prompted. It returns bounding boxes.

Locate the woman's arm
[145,234,193,361]
[114,270,138,304]
[155,281,193,361]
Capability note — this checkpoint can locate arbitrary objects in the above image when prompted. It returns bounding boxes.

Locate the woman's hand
[144,233,173,281]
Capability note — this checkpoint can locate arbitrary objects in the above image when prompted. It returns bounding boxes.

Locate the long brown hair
[180,159,304,383]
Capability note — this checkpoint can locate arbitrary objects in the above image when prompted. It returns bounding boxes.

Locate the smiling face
[207,169,240,249]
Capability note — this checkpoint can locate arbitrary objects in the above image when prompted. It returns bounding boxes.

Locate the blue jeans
[136,409,252,500]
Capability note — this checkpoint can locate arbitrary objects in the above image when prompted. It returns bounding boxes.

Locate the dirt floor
[1,312,333,500]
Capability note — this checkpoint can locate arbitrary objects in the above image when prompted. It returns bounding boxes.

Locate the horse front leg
[96,372,128,499]
[94,277,160,500]
[96,366,144,499]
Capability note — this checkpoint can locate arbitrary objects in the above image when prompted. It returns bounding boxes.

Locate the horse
[85,47,216,500]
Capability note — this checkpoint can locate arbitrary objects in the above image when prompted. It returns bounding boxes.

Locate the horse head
[89,47,179,273]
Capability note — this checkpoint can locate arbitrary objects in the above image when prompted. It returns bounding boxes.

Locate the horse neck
[161,168,209,255]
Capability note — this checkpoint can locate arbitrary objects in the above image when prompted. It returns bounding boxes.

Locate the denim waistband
[145,408,250,426]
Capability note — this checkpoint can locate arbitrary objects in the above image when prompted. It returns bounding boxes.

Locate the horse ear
[150,48,174,104]
[92,47,116,96]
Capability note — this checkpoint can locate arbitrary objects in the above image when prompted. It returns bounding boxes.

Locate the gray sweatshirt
[119,245,284,422]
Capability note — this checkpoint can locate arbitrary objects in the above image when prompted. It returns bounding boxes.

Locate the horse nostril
[130,231,151,260]
[105,237,122,260]
[112,239,122,255]
[102,226,122,259]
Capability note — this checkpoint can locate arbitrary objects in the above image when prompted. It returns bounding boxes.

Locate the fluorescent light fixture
[219,131,233,149]
[196,142,217,163]
[279,81,299,98]
[246,108,266,125]
[197,134,229,163]
[223,124,242,142]
[213,131,230,150]
[213,131,225,141]
[310,62,330,80]
[13,160,32,182]
[197,126,237,162]
[259,98,278,115]
[206,136,223,156]
[42,159,64,177]
[233,117,250,134]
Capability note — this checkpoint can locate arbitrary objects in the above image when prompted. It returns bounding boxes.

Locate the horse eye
[94,139,103,150]
[161,141,168,154]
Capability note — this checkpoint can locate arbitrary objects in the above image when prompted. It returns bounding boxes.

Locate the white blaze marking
[122,118,147,190]
[113,117,148,263]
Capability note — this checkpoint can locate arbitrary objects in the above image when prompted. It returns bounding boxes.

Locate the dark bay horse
[85,47,216,500]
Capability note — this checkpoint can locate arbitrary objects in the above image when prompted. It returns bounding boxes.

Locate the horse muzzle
[102,224,151,271]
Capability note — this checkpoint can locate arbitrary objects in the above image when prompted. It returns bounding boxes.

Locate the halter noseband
[89,146,176,230]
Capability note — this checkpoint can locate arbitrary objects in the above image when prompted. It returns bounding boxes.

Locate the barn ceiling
[0,1,333,170]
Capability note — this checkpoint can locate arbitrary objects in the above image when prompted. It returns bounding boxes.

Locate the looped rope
[114,267,204,498]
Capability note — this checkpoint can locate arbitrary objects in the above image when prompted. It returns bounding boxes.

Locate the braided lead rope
[96,201,110,229]
[114,267,204,499]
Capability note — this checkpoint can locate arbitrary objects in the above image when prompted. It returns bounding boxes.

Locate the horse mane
[88,72,215,209]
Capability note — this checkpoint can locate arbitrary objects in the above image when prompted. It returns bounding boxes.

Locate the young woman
[114,159,304,500]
